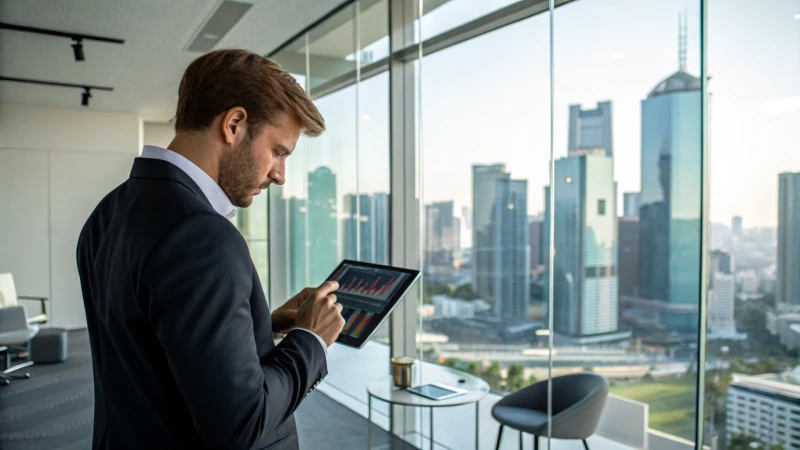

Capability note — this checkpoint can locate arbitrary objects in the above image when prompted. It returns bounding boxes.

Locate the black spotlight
[81,88,91,107]
[72,38,85,61]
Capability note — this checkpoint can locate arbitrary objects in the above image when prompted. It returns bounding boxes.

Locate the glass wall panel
[269,0,392,410]
[419,6,551,398]
[550,0,703,445]
[703,1,800,449]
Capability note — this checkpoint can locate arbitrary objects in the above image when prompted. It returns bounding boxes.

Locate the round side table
[367,360,489,449]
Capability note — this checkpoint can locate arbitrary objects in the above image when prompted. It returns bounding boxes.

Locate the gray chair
[492,373,609,450]
[0,306,40,385]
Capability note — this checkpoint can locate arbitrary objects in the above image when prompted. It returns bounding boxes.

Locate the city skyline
[282,0,798,229]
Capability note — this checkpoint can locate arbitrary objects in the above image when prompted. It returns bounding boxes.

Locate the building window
[597,199,606,215]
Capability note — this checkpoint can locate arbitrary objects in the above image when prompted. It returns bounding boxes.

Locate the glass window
[703,2,800,449]
[418,3,551,410]
[268,0,391,410]
[551,0,701,443]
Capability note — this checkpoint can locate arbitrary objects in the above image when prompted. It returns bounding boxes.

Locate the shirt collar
[140,145,237,220]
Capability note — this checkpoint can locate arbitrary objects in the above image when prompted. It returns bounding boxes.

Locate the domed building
[637,26,703,334]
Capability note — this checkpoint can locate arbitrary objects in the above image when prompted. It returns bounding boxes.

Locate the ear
[220,107,248,145]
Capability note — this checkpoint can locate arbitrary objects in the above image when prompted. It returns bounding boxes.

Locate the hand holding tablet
[294,280,345,347]
[325,260,420,349]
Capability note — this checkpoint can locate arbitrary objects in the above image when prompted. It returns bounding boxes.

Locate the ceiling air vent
[185,0,254,53]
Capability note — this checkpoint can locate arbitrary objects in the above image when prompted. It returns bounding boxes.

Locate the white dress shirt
[139,146,327,355]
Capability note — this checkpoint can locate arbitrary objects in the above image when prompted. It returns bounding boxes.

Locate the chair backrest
[0,273,19,308]
[551,373,608,414]
[0,306,29,332]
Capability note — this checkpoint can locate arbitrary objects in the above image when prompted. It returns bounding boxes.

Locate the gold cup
[390,356,415,388]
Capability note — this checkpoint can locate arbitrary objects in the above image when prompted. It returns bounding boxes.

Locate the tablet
[407,383,467,401]
[327,260,420,349]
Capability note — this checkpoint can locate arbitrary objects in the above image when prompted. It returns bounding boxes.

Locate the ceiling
[0,0,343,121]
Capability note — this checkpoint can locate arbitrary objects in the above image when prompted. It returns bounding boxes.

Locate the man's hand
[271,287,315,334]
[295,281,345,347]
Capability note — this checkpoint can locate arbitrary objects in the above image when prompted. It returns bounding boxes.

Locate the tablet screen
[327,260,420,348]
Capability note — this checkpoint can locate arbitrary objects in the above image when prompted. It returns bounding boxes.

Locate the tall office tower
[472,164,530,318]
[307,167,338,285]
[618,217,640,297]
[623,192,641,218]
[544,149,618,336]
[342,193,389,265]
[492,177,530,319]
[373,193,389,265]
[638,26,702,332]
[288,197,308,294]
[425,201,458,274]
[568,101,613,157]
[710,272,735,332]
[732,216,743,239]
[473,164,509,301]
[710,250,733,276]
[778,173,800,307]
[529,219,543,268]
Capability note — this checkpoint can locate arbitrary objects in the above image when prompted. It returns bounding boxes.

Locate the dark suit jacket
[76,157,327,450]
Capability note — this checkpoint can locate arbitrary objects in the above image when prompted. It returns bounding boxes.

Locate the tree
[505,363,526,392]
[729,432,785,450]
[453,283,478,300]
[641,372,655,382]
[527,375,538,386]
[583,365,594,373]
[483,362,504,390]
[465,361,481,377]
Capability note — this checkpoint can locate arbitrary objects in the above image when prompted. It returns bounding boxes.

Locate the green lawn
[611,378,697,441]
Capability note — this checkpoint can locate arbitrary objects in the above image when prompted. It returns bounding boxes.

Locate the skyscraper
[778,172,800,307]
[545,148,618,337]
[623,192,641,218]
[288,197,308,294]
[492,177,530,319]
[711,250,733,276]
[618,217,640,297]
[472,164,530,319]
[343,193,389,265]
[638,34,702,332]
[732,216,743,239]
[568,101,613,157]
[307,167,337,285]
[710,272,735,333]
[529,218,543,269]
[473,164,509,301]
[425,201,458,275]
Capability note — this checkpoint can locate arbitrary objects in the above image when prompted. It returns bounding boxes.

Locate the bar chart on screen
[333,266,407,302]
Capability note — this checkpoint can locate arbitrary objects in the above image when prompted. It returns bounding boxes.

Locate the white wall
[0,104,140,329]
[143,122,174,148]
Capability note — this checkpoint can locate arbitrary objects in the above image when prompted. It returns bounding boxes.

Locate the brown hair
[174,49,325,137]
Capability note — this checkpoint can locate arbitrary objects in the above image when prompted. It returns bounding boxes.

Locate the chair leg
[0,373,9,386]
[534,435,539,450]
[519,431,523,450]
[583,439,590,450]
[495,425,504,450]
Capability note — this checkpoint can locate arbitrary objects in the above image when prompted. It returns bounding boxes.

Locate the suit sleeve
[142,212,327,450]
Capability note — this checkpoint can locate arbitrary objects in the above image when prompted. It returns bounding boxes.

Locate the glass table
[367,360,490,449]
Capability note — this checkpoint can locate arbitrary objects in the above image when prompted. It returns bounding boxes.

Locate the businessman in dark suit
[76,49,345,450]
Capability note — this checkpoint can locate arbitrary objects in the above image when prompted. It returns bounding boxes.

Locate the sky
[284,0,800,230]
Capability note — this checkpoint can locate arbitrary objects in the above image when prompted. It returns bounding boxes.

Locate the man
[77,49,345,450]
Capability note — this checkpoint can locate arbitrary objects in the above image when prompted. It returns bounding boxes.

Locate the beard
[218,134,261,208]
